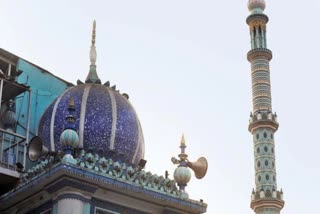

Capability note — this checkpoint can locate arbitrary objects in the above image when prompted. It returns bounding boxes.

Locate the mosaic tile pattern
[38,83,145,164]
[38,101,55,142]
[114,91,140,162]
[53,86,83,151]
[84,84,113,151]
[14,161,206,213]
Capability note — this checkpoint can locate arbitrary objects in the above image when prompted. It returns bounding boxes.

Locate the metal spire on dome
[180,133,186,146]
[85,20,101,84]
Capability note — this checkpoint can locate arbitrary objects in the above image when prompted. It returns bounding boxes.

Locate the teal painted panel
[15,59,70,140]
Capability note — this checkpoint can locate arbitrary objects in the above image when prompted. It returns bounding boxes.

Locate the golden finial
[180,133,186,146]
[69,97,75,108]
[92,20,96,45]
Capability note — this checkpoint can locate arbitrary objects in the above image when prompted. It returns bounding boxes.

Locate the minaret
[246,0,285,213]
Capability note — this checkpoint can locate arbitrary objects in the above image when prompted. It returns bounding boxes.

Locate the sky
[1,0,320,213]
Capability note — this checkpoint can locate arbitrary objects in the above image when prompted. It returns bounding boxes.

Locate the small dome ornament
[248,0,266,13]
[60,129,79,149]
[174,166,191,186]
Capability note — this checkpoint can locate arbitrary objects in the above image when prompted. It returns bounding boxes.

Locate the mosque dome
[248,0,265,13]
[37,21,145,165]
[38,84,145,164]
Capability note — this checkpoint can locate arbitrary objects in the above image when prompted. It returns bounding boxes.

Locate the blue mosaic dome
[38,83,145,165]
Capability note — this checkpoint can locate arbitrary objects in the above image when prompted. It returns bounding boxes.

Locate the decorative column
[246,0,285,213]
[54,192,90,214]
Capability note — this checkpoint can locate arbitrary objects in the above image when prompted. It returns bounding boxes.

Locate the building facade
[0,22,207,214]
[0,48,71,194]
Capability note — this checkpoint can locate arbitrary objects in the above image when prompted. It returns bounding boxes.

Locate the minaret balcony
[251,189,284,201]
[249,111,278,133]
[246,13,269,25]
[250,190,285,211]
[247,48,272,62]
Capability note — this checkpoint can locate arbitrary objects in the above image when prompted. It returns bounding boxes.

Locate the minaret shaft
[246,1,284,213]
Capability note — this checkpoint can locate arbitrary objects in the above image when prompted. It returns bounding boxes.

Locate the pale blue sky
[1,1,320,213]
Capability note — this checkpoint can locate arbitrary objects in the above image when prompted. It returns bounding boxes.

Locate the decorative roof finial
[69,97,75,109]
[90,20,97,65]
[171,133,208,197]
[60,98,79,163]
[86,20,101,84]
[180,133,186,146]
[66,98,76,127]
[92,20,96,45]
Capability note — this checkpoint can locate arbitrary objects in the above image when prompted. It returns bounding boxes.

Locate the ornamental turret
[60,98,79,164]
[246,0,285,213]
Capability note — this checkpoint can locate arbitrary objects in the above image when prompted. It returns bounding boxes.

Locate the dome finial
[86,20,101,84]
[69,97,75,109]
[180,133,186,146]
[66,97,76,125]
[92,20,96,46]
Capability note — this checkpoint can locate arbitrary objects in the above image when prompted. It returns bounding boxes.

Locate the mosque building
[0,18,208,214]
[0,0,285,213]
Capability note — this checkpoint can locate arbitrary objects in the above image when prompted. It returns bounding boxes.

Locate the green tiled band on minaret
[246,0,285,213]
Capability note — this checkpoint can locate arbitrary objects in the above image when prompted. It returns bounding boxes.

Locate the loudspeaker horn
[27,136,49,162]
[187,157,208,179]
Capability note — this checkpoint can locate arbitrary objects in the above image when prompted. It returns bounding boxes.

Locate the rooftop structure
[0,21,208,214]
